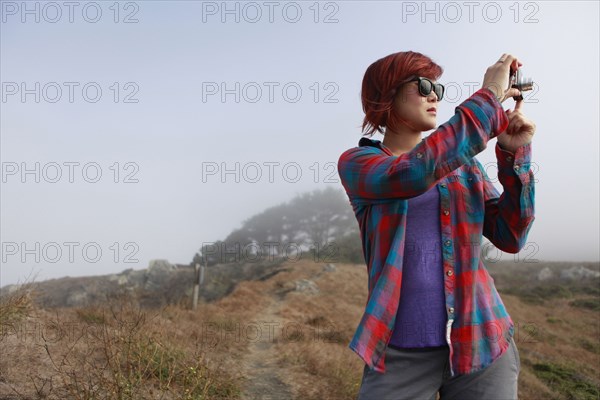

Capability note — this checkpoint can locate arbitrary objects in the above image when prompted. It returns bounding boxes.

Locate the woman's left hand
[497,99,536,153]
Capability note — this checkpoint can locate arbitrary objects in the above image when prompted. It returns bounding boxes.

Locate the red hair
[360,51,443,137]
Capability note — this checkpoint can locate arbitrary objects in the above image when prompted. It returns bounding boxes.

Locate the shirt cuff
[496,141,533,180]
[497,142,515,155]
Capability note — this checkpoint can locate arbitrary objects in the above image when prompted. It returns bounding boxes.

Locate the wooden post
[200,259,205,286]
[192,263,200,310]
[192,261,206,310]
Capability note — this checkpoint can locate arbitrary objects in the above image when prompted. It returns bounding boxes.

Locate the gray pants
[357,337,521,400]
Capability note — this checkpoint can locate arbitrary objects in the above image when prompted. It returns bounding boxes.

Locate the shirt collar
[359,137,394,156]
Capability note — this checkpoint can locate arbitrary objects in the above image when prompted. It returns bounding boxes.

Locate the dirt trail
[239,294,293,400]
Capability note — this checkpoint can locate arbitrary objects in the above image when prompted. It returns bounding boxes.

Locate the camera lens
[516,79,534,91]
[512,69,534,92]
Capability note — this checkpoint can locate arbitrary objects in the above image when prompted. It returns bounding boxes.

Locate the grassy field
[1,259,598,399]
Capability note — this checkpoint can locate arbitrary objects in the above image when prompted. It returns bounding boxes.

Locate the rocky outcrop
[323,263,336,272]
[0,258,288,309]
[294,279,319,294]
[537,267,554,281]
[144,259,178,291]
[560,266,600,281]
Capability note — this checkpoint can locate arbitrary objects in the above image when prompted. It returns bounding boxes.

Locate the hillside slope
[1,260,598,399]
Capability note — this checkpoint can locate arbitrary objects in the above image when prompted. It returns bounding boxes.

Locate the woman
[337,51,536,399]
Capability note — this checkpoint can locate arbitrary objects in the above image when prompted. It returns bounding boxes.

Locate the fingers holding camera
[483,53,523,103]
[486,54,534,151]
[505,87,522,102]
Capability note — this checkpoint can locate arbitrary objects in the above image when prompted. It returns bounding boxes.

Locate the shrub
[532,362,599,400]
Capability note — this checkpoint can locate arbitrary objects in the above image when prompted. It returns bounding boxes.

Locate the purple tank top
[389,184,447,348]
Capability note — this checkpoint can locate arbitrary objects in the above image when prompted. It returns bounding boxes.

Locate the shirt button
[446,270,453,276]
[514,165,521,171]
[448,307,455,314]
[443,210,449,216]
[444,240,451,246]
[416,152,423,158]
[506,156,513,162]
[440,183,446,188]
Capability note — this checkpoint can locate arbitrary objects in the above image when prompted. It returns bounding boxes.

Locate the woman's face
[392,77,440,132]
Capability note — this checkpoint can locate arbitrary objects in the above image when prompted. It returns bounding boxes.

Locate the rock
[148,259,176,272]
[560,266,600,281]
[145,259,176,291]
[4,284,20,294]
[117,275,130,286]
[294,279,319,294]
[323,263,336,272]
[537,267,554,281]
[127,269,147,287]
[66,290,88,307]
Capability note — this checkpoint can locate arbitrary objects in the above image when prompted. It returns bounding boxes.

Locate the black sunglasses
[403,77,445,101]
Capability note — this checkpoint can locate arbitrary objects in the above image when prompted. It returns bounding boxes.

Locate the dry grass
[271,262,367,399]
[270,261,600,399]
[0,282,35,329]
[503,293,600,400]
[0,277,269,399]
[0,260,598,399]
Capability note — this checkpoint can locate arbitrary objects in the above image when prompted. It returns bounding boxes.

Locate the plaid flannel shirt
[337,88,535,376]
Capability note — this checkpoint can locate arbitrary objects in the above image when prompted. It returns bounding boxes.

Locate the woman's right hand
[482,53,523,103]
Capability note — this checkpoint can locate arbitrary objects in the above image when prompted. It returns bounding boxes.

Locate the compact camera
[510,68,534,101]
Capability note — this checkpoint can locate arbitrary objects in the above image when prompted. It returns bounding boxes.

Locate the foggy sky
[1,1,599,287]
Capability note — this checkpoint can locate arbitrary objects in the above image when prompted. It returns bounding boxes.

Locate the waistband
[387,343,449,352]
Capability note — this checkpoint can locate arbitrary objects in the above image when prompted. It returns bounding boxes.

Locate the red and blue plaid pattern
[337,88,535,376]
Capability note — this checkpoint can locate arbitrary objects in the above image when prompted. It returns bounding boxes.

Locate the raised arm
[476,94,536,253]
[473,143,535,253]
[338,88,509,204]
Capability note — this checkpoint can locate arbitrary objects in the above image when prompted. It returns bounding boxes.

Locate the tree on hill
[194,187,362,266]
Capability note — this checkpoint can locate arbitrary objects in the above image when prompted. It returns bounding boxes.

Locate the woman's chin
[419,120,437,131]
[427,118,438,130]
